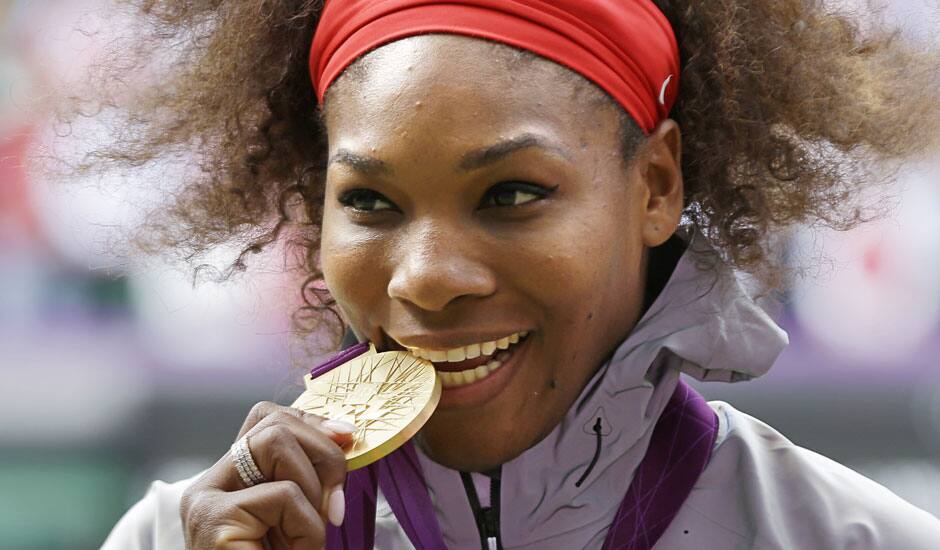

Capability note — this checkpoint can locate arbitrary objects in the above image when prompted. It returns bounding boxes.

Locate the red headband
[309,0,679,134]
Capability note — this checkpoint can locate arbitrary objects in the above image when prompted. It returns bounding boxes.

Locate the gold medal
[291,344,440,470]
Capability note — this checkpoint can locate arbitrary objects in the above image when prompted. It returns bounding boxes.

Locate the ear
[637,119,684,248]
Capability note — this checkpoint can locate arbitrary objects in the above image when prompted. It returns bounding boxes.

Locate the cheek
[515,215,641,313]
[529,217,645,368]
[320,212,388,322]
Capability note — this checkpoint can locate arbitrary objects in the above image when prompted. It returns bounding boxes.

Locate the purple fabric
[316,340,375,550]
[310,341,370,378]
[324,442,446,550]
[376,443,448,550]
[602,380,719,550]
[310,342,378,550]
[326,466,379,550]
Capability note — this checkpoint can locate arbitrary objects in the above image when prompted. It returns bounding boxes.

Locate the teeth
[465,343,481,359]
[407,331,528,363]
[462,369,477,384]
[435,359,506,389]
[439,371,460,387]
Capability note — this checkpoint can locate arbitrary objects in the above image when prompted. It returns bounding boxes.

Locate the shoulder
[101,469,206,550]
[661,401,940,550]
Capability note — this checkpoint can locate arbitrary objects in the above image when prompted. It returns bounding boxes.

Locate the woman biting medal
[79,0,940,548]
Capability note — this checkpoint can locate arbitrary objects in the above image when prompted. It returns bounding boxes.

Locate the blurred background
[2,1,940,548]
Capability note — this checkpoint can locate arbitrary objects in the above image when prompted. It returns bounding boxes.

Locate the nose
[387,222,496,312]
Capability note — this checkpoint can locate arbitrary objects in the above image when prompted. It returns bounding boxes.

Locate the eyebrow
[457,133,570,172]
[328,149,392,177]
[328,133,570,176]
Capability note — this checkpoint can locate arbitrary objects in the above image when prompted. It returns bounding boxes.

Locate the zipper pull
[481,506,499,538]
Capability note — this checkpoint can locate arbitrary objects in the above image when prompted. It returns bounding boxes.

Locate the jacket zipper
[459,469,504,550]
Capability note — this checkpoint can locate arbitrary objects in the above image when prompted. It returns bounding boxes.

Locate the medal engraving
[292,345,440,470]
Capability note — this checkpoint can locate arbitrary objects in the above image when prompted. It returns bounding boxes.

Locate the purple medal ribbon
[318,345,719,550]
[310,341,371,379]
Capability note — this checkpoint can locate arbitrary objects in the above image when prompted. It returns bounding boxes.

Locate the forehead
[322,34,618,148]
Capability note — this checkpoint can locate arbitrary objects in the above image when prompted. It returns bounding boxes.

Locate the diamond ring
[230,434,266,488]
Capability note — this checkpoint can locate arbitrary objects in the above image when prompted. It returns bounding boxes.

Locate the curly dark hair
[50,0,940,346]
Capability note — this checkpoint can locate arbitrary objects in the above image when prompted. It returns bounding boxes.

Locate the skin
[320,34,684,472]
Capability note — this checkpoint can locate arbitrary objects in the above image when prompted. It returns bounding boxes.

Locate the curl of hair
[53,0,940,345]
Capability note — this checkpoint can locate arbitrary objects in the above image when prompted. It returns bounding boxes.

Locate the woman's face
[320,35,682,471]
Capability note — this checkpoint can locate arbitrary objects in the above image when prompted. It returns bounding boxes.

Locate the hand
[179,401,356,549]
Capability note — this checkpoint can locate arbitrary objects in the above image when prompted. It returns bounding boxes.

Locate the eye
[337,189,397,212]
[480,181,557,209]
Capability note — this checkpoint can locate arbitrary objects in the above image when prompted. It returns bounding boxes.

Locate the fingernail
[328,488,346,527]
[322,419,356,435]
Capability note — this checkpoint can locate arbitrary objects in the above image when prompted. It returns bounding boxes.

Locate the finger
[248,411,349,507]
[264,527,294,550]
[236,427,325,516]
[319,415,357,447]
[237,401,355,445]
[237,401,306,440]
[208,410,350,520]
[210,481,326,550]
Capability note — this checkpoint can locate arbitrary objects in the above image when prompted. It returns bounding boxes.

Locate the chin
[415,423,524,472]
[417,404,563,472]
[416,437,503,472]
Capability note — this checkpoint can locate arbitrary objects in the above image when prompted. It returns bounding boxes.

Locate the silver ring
[230,435,266,487]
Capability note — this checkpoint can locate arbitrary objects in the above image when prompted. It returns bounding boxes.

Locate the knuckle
[265,423,294,447]
[180,490,217,538]
[299,410,330,431]
[298,409,325,421]
[322,440,347,469]
[247,400,276,424]
[180,485,208,519]
[179,486,197,516]
[279,480,308,505]
[269,409,298,425]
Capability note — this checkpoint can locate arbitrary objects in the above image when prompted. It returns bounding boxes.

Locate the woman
[92,0,940,548]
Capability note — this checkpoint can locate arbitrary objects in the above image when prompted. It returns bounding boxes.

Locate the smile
[405,331,529,389]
